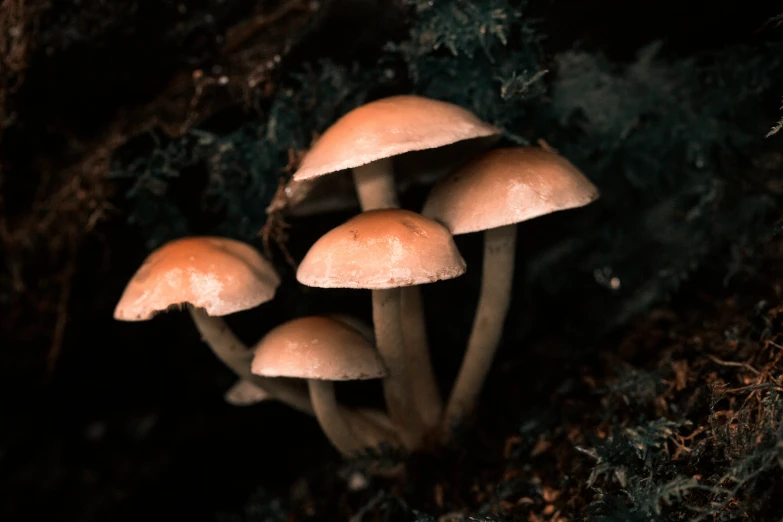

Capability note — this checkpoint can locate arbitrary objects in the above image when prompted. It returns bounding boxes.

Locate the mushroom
[293,95,501,430]
[224,380,271,406]
[280,130,501,218]
[113,236,311,414]
[224,378,396,446]
[225,313,395,442]
[296,209,466,449]
[251,316,395,456]
[421,147,600,433]
[294,95,501,210]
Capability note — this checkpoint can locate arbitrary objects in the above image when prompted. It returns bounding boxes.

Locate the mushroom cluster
[113,95,600,461]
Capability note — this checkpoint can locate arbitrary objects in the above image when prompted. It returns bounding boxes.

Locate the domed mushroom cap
[114,237,280,321]
[293,95,501,182]
[296,209,466,289]
[422,147,600,235]
[251,316,387,381]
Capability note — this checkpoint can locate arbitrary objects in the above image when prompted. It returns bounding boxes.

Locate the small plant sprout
[422,147,600,437]
[251,316,397,456]
[293,95,501,434]
[113,236,313,414]
[296,209,466,450]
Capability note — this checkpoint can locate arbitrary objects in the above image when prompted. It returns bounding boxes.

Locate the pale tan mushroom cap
[422,147,600,235]
[251,316,387,381]
[296,209,466,289]
[293,95,501,182]
[114,237,280,321]
[281,134,501,218]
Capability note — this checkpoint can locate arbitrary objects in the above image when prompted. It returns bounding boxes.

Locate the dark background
[1,1,782,520]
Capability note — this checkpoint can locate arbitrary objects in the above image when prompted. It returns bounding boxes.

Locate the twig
[222,0,310,54]
[707,354,760,375]
[349,490,387,522]
[46,242,77,377]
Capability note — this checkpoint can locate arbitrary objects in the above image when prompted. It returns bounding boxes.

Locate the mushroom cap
[251,316,387,381]
[422,147,600,235]
[281,134,501,218]
[296,209,466,289]
[114,236,280,321]
[293,95,501,182]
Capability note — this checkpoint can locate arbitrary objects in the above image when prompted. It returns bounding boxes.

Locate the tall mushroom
[251,316,396,456]
[294,95,501,211]
[113,236,311,414]
[280,124,501,218]
[296,209,466,449]
[293,95,501,429]
[421,147,600,434]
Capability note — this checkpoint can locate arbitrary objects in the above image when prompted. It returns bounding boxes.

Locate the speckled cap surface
[296,209,466,289]
[114,236,280,320]
[293,95,501,182]
[422,147,600,235]
[251,316,386,381]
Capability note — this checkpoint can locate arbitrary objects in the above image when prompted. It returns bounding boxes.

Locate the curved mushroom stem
[309,380,367,456]
[401,286,443,431]
[352,158,399,209]
[373,288,425,449]
[441,224,516,438]
[187,306,313,415]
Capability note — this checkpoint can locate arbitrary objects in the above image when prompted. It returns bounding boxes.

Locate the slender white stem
[188,306,313,415]
[373,288,424,449]
[309,380,364,456]
[441,224,517,437]
[401,285,442,430]
[352,158,399,209]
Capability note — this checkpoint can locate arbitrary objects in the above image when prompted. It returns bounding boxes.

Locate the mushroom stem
[352,157,442,444]
[356,408,400,440]
[351,408,403,450]
[372,288,425,449]
[401,285,442,430]
[441,224,517,436]
[352,158,399,209]
[187,306,314,415]
[309,380,365,456]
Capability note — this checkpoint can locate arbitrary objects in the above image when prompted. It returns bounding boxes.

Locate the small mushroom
[422,147,600,434]
[224,380,271,406]
[293,95,499,430]
[296,209,466,449]
[251,316,395,456]
[226,313,377,409]
[113,236,311,414]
